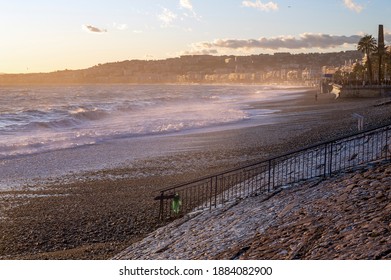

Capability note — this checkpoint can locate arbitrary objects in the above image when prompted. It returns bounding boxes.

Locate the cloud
[179,0,193,11]
[242,0,279,12]
[193,33,362,51]
[385,31,391,43]
[82,25,107,33]
[158,8,177,27]
[182,49,219,56]
[343,0,363,13]
[179,0,200,20]
[113,22,128,31]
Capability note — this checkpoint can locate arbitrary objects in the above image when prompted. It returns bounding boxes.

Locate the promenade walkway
[114,160,391,260]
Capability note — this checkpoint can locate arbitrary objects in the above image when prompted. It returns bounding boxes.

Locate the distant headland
[0,51,362,85]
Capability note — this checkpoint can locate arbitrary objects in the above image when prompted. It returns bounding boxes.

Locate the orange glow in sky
[0,0,389,74]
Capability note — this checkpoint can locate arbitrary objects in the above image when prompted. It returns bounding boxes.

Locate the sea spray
[0,84,304,158]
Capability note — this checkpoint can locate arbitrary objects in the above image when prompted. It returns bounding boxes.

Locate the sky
[1,0,390,74]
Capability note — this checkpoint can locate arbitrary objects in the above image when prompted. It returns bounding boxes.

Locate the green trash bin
[171,193,182,215]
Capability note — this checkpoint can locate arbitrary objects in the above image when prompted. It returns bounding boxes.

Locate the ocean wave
[0,84,302,158]
[1,106,112,132]
[69,107,109,122]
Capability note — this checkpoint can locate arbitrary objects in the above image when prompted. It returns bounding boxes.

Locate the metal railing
[155,124,391,220]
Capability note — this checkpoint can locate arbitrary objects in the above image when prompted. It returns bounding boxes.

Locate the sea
[0,84,306,160]
[0,84,312,189]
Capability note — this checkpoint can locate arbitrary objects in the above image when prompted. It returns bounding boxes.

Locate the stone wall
[339,86,391,98]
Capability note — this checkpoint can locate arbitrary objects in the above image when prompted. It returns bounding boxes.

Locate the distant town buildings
[0,51,363,85]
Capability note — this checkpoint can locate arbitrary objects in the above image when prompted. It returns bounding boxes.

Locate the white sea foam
[0,84,305,158]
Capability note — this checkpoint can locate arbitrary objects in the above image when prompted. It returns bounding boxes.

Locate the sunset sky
[1,0,390,74]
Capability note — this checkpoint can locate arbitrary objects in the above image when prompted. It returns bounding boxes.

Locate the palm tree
[357,35,377,84]
[385,47,391,82]
[352,63,365,83]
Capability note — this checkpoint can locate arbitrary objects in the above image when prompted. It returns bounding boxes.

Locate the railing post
[268,159,272,192]
[329,142,333,175]
[209,177,213,210]
[386,127,389,160]
[158,191,164,221]
[323,143,328,178]
[214,175,218,208]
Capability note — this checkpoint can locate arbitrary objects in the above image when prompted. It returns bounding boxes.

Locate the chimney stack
[378,24,385,54]
[378,25,385,82]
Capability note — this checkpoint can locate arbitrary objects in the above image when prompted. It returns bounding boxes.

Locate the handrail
[160,123,388,191]
[155,122,391,220]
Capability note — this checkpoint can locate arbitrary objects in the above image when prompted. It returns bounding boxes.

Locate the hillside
[0,51,361,85]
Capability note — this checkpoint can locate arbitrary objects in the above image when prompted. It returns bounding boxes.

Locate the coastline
[1,89,391,259]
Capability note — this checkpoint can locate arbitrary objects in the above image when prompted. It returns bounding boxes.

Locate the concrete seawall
[339,86,391,98]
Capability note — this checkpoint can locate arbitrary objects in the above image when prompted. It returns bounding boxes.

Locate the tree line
[356,33,390,84]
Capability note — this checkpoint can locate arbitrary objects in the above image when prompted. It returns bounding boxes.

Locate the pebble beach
[1,89,391,259]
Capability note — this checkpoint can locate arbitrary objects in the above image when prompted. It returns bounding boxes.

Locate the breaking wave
[0,84,304,158]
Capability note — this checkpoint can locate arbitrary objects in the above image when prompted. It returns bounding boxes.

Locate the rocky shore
[114,160,391,260]
[1,91,391,259]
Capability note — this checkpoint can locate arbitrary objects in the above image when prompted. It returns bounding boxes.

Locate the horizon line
[1,49,361,75]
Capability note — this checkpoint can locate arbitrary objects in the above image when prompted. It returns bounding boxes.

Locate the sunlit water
[0,84,305,159]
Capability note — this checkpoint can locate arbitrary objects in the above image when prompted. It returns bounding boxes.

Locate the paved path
[114,161,391,260]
